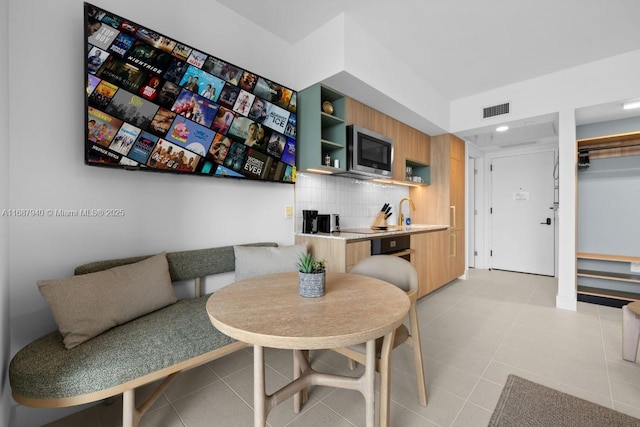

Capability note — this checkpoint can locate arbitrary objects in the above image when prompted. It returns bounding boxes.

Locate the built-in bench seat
[9,242,277,427]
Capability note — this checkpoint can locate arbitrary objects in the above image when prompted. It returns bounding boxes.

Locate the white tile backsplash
[294,172,409,231]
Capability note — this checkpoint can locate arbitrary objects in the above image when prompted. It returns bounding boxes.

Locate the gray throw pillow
[38,252,177,349]
[234,244,307,281]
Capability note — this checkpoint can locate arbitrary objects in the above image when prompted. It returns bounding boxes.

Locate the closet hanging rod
[578,142,640,153]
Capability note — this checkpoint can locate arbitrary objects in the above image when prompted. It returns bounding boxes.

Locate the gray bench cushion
[74,243,278,281]
[10,295,234,400]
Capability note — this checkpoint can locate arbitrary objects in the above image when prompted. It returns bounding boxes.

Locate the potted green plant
[296,253,326,297]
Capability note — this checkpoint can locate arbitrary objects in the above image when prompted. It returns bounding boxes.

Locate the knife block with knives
[371,203,392,229]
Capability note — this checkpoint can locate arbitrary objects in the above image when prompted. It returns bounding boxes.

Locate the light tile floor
[46,269,640,427]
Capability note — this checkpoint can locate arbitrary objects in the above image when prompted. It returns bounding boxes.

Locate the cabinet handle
[450,233,456,257]
[450,206,456,228]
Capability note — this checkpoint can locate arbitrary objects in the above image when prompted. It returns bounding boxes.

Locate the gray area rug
[488,374,640,426]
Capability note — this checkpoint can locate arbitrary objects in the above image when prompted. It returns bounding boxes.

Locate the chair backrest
[348,255,418,293]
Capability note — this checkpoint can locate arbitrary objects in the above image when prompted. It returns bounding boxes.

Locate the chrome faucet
[398,197,415,226]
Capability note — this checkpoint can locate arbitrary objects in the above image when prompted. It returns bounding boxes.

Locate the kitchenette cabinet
[346,240,372,271]
[412,133,466,291]
[296,226,448,297]
[425,230,452,293]
[295,132,466,296]
[294,235,371,273]
[295,83,465,297]
[411,231,450,296]
[296,83,430,185]
[346,97,430,184]
[297,84,347,172]
[449,135,466,279]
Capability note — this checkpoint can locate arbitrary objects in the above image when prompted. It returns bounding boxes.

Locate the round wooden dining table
[206,271,410,427]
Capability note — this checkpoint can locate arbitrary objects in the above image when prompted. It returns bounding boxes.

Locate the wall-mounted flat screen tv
[85,3,297,183]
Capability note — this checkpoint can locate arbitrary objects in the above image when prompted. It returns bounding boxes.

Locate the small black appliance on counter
[302,210,318,234]
[317,214,340,233]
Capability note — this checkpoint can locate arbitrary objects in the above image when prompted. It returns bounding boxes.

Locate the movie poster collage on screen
[85,3,297,183]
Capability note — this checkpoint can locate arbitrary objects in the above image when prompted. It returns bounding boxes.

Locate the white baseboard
[556,293,577,311]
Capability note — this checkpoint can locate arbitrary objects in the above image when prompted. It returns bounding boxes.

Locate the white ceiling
[218,0,640,148]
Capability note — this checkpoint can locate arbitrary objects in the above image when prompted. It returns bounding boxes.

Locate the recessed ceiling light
[623,100,640,110]
[496,125,509,132]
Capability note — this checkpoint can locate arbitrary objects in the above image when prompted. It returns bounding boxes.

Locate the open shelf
[321,112,344,127]
[577,269,640,284]
[297,83,347,172]
[320,139,344,149]
[576,252,640,306]
[577,285,640,308]
[577,252,640,263]
[405,159,430,185]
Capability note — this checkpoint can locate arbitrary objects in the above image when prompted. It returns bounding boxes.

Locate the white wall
[294,13,449,137]
[7,1,298,424]
[449,50,640,311]
[1,0,10,425]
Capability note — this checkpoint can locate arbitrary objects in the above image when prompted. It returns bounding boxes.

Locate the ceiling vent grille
[483,103,510,119]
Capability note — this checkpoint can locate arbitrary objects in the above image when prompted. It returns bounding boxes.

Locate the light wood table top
[206,271,410,427]
[207,271,410,349]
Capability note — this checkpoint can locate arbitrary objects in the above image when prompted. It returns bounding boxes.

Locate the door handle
[540,218,551,225]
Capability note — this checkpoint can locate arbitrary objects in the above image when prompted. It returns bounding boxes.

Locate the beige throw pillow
[234,244,307,281]
[38,252,177,349]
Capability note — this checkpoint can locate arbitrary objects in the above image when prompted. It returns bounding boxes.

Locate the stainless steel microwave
[346,125,394,179]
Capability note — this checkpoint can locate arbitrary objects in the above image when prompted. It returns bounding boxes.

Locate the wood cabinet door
[450,155,465,229]
[450,135,465,161]
[411,233,429,297]
[295,236,347,272]
[449,136,465,279]
[450,229,465,278]
[346,241,371,271]
[426,230,451,293]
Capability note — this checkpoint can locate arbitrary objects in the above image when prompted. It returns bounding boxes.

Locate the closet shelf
[577,253,640,263]
[577,269,640,284]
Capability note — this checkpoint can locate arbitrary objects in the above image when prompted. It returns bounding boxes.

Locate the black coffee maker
[302,210,318,234]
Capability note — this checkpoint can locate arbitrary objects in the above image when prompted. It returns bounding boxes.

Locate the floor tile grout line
[167,400,188,427]
[597,306,617,409]
[306,400,359,427]
[449,279,532,426]
[440,278,510,426]
[393,286,481,426]
[388,385,465,427]
[488,284,620,404]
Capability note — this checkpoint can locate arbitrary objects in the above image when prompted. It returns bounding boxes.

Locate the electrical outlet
[631,262,640,273]
[284,205,293,219]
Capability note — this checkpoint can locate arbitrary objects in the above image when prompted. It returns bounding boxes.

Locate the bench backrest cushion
[74,242,279,281]
[233,244,307,281]
[38,252,176,349]
[37,242,277,349]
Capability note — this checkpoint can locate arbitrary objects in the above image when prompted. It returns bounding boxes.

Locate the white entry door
[490,151,556,276]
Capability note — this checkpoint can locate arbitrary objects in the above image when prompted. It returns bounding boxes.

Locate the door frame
[467,158,476,268]
[466,144,486,269]
[468,143,559,274]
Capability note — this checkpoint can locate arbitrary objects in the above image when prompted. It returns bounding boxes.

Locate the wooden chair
[331,255,427,424]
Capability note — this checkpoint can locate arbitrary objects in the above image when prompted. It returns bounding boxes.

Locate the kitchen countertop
[295,224,449,241]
